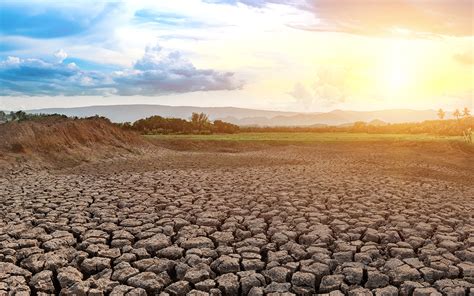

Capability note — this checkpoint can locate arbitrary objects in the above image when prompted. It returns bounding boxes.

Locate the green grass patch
[145,132,463,142]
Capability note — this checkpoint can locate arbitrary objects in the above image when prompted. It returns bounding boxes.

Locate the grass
[145,132,464,143]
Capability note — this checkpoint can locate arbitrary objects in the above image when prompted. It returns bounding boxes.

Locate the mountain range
[23,104,447,126]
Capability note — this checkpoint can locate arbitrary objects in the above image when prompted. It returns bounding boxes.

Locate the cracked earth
[1,143,473,295]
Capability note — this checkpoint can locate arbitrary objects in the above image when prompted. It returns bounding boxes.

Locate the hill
[25,105,444,126]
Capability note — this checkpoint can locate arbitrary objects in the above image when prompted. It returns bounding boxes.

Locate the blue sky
[0,0,472,111]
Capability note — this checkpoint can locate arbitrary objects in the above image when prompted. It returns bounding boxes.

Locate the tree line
[242,107,473,137]
[0,111,68,122]
[2,109,471,138]
[118,112,240,134]
[436,107,470,120]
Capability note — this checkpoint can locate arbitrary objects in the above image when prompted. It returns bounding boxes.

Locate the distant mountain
[27,105,298,123]
[219,109,441,126]
[26,104,445,126]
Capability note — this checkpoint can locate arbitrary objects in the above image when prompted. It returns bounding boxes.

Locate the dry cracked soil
[1,142,473,296]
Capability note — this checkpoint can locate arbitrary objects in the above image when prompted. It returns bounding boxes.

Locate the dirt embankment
[0,118,148,169]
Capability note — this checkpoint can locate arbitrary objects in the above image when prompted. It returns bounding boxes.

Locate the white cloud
[0,45,243,96]
[289,66,351,108]
[54,49,68,63]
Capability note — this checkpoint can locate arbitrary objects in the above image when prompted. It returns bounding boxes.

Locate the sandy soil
[1,141,473,295]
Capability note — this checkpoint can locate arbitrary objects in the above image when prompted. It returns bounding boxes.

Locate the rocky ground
[1,142,473,295]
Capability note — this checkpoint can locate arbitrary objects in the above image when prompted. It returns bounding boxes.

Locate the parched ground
[1,141,473,295]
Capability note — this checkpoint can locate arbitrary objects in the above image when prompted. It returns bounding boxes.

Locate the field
[1,122,474,295]
[147,132,464,142]
[146,132,471,155]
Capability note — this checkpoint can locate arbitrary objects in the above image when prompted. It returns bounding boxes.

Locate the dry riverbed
[1,141,473,295]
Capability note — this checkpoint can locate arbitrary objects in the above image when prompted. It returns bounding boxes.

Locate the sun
[385,61,411,91]
[376,40,417,97]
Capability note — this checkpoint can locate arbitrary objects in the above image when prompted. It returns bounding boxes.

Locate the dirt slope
[0,117,147,168]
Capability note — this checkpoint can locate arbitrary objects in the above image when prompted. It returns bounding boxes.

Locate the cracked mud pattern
[1,144,473,295]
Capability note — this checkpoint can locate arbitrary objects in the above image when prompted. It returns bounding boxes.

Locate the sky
[0,0,473,112]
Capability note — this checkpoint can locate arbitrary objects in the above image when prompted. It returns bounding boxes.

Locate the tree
[15,111,28,121]
[0,111,6,122]
[213,120,239,134]
[352,121,367,132]
[191,112,210,132]
[437,108,445,120]
[463,107,471,118]
[453,109,461,120]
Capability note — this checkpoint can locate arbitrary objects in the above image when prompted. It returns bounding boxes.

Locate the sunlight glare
[378,40,416,97]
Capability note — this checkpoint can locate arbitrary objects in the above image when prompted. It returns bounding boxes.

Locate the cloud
[204,0,300,8]
[454,51,474,65]
[54,49,68,63]
[213,0,473,37]
[299,0,473,37]
[289,66,350,108]
[114,45,243,95]
[0,56,112,96]
[133,10,209,29]
[0,45,243,96]
[289,82,314,109]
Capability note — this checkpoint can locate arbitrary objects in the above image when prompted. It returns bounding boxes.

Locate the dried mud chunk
[291,271,316,293]
[80,257,111,274]
[348,287,373,296]
[127,271,170,294]
[299,262,330,277]
[412,287,442,296]
[263,282,291,293]
[29,270,54,293]
[319,275,344,293]
[60,282,90,295]
[57,266,83,289]
[458,262,474,277]
[134,234,171,254]
[184,268,211,284]
[165,280,191,296]
[365,270,389,289]
[373,285,398,296]
[263,266,291,283]
[248,286,264,296]
[216,273,239,296]
[0,262,32,279]
[195,279,216,292]
[181,237,215,250]
[187,290,210,296]
[241,259,265,271]
[399,281,424,296]
[157,245,184,260]
[211,255,240,274]
[342,266,363,284]
[111,264,140,282]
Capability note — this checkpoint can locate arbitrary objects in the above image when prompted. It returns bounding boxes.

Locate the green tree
[463,107,471,118]
[213,120,239,134]
[0,111,6,122]
[437,108,445,120]
[453,109,461,120]
[352,121,367,132]
[191,112,210,132]
[15,111,28,121]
